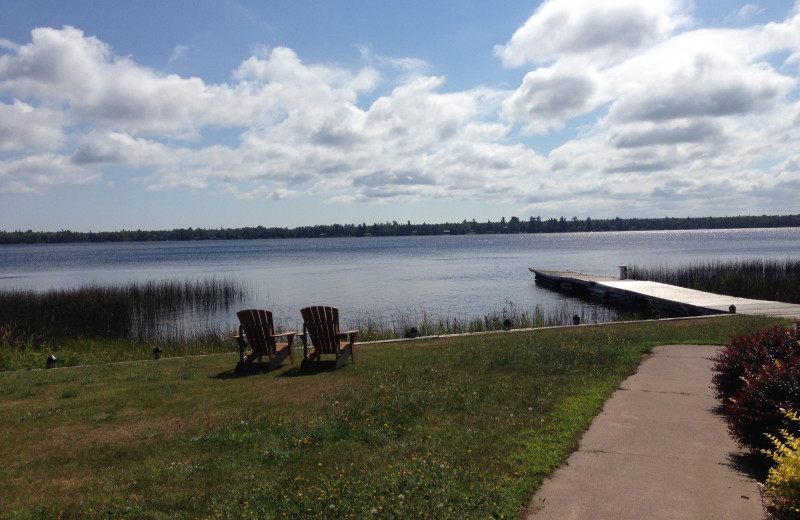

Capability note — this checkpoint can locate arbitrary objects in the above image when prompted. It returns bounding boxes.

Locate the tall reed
[629,258,800,303]
[349,300,625,341]
[0,277,249,345]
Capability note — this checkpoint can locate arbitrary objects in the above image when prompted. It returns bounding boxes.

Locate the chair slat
[301,305,357,369]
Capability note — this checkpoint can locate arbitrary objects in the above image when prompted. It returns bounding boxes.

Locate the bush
[763,410,800,519]
[711,322,800,403]
[711,322,800,452]
[726,358,800,452]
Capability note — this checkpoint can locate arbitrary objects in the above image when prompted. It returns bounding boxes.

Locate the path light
[46,355,57,369]
[153,346,163,360]
[573,315,581,326]
[729,305,736,314]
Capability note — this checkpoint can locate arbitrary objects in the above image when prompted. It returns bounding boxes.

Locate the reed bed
[629,258,800,303]
[350,300,625,342]
[1,276,627,371]
[0,277,248,344]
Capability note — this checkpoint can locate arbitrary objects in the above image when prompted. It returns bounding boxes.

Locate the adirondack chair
[299,306,358,370]
[234,309,296,373]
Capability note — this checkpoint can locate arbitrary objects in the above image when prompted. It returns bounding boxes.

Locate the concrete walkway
[526,344,764,520]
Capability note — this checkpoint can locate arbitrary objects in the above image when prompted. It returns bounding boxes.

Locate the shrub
[711,322,800,452]
[763,409,800,519]
[711,322,800,404]
[725,357,800,452]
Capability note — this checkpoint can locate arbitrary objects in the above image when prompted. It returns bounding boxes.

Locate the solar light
[153,346,163,359]
[46,355,57,369]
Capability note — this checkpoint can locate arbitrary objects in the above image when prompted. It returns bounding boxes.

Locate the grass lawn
[0,315,784,519]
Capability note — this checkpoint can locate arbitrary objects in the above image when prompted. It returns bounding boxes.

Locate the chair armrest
[271,331,297,344]
[338,330,359,341]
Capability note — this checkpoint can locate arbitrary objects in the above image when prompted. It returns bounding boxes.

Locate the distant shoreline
[2,214,799,245]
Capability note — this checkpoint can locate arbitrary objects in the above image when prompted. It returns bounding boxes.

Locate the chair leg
[267,345,291,371]
[335,343,353,370]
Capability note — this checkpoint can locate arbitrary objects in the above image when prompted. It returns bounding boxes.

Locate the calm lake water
[2,228,799,331]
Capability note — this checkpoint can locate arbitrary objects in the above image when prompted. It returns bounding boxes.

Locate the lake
[2,228,799,331]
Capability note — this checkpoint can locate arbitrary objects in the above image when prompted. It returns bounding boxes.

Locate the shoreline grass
[0,277,248,344]
[350,300,625,342]
[0,315,785,519]
[1,286,627,371]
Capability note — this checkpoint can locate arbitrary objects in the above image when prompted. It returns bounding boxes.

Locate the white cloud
[0,100,64,151]
[725,4,765,23]
[494,0,691,67]
[1,9,800,219]
[169,44,189,64]
[502,61,601,132]
[0,153,101,193]
[0,37,20,52]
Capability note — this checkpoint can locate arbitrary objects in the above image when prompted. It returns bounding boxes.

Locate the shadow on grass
[212,360,346,379]
[282,360,343,377]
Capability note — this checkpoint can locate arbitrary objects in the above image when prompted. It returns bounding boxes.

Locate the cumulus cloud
[1,6,800,218]
[0,26,539,203]
[502,62,600,132]
[494,0,690,67]
[0,100,64,151]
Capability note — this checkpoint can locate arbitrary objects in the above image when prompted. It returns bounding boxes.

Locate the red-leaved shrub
[711,322,800,452]
[711,323,800,403]
[725,357,800,452]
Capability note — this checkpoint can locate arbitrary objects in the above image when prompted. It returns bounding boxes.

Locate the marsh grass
[351,300,625,342]
[0,315,783,519]
[630,258,800,304]
[0,283,625,371]
[0,277,248,343]
[0,278,247,371]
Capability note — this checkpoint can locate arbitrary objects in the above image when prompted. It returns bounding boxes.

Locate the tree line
[2,214,799,245]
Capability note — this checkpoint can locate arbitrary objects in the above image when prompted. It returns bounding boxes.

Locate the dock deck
[530,268,800,319]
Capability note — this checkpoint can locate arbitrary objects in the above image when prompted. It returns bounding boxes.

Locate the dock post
[619,264,628,280]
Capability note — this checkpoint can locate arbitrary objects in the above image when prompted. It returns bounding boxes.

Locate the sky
[1,1,799,232]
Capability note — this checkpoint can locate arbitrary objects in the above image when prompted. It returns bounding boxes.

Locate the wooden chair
[234,309,296,373]
[300,306,358,370]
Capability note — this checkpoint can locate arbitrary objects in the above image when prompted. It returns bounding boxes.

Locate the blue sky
[1,0,799,232]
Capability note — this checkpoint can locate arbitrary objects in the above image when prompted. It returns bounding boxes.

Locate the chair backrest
[237,309,277,356]
[301,306,340,355]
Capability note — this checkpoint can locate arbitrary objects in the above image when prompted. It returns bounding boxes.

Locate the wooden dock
[530,268,800,319]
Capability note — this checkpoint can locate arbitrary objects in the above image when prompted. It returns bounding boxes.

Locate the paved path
[526,344,764,520]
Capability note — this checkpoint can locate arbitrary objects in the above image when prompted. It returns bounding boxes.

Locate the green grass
[0,315,784,519]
